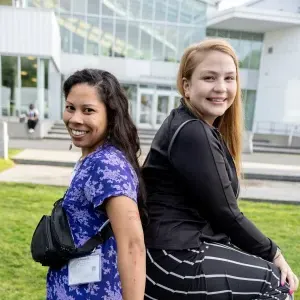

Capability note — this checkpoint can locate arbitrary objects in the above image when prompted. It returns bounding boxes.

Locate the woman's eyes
[203,76,235,81]
[84,108,94,113]
[65,105,74,111]
[65,106,94,113]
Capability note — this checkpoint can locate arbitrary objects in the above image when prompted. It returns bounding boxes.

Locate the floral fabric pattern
[47,144,138,299]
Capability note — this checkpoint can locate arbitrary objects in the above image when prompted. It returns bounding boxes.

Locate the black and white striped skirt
[145,241,291,300]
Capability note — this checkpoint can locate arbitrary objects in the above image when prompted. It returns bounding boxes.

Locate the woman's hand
[273,252,299,295]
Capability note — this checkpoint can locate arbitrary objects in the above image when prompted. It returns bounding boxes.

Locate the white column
[37,58,45,120]
[0,121,9,160]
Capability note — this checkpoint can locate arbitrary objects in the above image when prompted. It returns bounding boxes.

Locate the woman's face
[63,83,108,157]
[183,50,237,125]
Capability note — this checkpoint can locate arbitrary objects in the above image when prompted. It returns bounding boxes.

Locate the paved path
[0,164,299,204]
[9,148,300,182]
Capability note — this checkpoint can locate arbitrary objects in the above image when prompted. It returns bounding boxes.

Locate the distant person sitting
[27,104,39,133]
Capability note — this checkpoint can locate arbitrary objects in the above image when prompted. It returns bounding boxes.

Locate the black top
[142,103,277,262]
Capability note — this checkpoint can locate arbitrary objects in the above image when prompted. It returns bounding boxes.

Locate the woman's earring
[69,141,72,150]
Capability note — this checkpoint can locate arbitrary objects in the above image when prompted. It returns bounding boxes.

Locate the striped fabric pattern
[145,242,291,300]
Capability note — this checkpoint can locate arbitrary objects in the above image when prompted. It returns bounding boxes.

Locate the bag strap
[168,119,197,161]
[77,221,114,254]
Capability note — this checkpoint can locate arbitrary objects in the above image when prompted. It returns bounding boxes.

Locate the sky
[218,0,250,10]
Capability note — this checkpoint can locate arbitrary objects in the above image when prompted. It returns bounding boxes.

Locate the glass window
[180,1,193,24]
[72,15,86,54]
[114,19,127,57]
[164,25,178,62]
[177,26,192,61]
[87,0,100,15]
[60,0,71,12]
[122,84,137,121]
[87,16,100,56]
[43,59,49,118]
[115,0,128,18]
[101,17,114,56]
[128,0,141,19]
[249,40,262,69]
[21,57,37,115]
[217,29,229,38]
[167,0,179,23]
[152,24,164,61]
[60,25,71,53]
[239,39,252,69]
[102,0,114,16]
[154,0,166,21]
[44,0,58,9]
[1,56,18,116]
[242,89,256,130]
[192,1,206,25]
[142,1,153,20]
[206,28,217,37]
[127,21,140,58]
[73,0,86,14]
[140,27,152,60]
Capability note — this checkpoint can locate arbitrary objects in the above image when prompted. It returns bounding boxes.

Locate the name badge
[68,253,101,286]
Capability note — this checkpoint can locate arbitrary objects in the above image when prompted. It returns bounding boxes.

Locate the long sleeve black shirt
[142,103,278,262]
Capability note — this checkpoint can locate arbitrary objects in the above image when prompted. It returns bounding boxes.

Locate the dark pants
[145,241,291,300]
[27,119,38,130]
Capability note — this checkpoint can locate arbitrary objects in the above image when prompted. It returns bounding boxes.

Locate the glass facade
[0,55,50,118]
[242,89,257,131]
[206,28,263,70]
[28,0,207,62]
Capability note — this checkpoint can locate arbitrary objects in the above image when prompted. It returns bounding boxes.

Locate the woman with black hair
[46,69,146,300]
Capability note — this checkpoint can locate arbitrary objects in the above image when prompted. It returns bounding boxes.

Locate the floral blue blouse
[46,143,138,300]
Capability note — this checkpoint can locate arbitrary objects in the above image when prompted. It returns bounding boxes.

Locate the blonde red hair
[177,38,244,176]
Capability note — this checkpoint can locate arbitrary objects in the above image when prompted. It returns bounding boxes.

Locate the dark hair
[63,69,147,223]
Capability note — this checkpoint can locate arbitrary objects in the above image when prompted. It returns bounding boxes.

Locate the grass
[0,183,299,299]
[0,149,22,173]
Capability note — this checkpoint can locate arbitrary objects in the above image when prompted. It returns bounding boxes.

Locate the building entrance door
[136,88,181,129]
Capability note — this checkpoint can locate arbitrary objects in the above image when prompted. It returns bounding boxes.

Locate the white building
[0,0,300,139]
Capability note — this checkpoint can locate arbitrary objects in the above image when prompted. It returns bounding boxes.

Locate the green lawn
[0,183,299,299]
[0,149,22,173]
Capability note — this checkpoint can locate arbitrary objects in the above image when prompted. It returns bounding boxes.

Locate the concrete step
[48,128,155,139]
[44,133,153,145]
[253,146,300,155]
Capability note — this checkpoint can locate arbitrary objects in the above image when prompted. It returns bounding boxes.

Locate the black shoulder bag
[31,198,113,270]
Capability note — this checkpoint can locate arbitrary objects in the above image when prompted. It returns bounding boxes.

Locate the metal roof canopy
[207,6,300,33]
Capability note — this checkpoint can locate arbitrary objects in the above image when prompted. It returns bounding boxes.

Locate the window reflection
[72,15,86,54]
[114,19,127,57]
[21,57,37,115]
[128,0,141,18]
[60,0,71,12]
[102,0,114,16]
[1,56,18,116]
[87,0,99,15]
[142,1,153,20]
[167,0,179,23]
[140,27,152,60]
[101,17,114,56]
[87,16,100,56]
[73,0,86,14]
[152,24,164,61]
[127,22,140,59]
[206,29,263,70]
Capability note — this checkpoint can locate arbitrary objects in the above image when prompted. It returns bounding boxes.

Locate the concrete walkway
[9,148,300,182]
[0,146,299,204]
[0,163,299,204]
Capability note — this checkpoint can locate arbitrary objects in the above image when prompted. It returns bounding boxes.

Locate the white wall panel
[0,6,60,70]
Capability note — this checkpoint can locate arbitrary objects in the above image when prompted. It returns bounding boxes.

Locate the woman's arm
[169,121,277,261]
[106,195,146,300]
